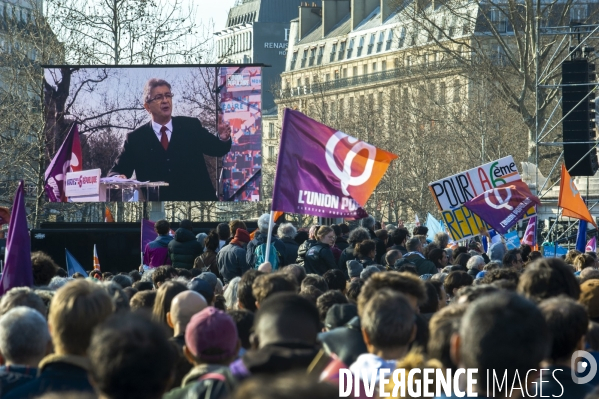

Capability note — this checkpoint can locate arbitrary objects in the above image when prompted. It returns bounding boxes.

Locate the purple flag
[587,237,597,252]
[0,181,33,295]
[44,123,78,202]
[141,219,157,253]
[464,180,540,235]
[272,109,397,219]
[522,216,536,246]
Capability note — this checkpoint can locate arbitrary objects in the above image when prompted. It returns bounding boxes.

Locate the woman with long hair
[193,230,220,277]
[152,281,187,336]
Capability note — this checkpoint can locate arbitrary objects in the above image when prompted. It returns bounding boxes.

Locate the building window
[357,36,365,56]
[308,48,316,66]
[268,146,275,161]
[372,62,377,72]
[325,73,331,81]
[297,78,301,88]
[367,33,375,54]
[347,38,355,58]
[317,46,324,65]
[382,60,387,71]
[410,28,418,46]
[342,68,348,78]
[453,79,460,102]
[338,41,346,61]
[330,43,338,62]
[269,123,275,138]
[353,66,358,76]
[490,8,507,33]
[300,48,308,68]
[363,64,368,74]
[398,27,406,48]
[377,31,385,52]
[386,29,394,50]
[439,82,446,104]
[334,70,340,80]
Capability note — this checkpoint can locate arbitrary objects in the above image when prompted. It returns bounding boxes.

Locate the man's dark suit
[109,116,232,201]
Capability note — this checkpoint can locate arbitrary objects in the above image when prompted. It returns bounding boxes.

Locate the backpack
[254,243,280,270]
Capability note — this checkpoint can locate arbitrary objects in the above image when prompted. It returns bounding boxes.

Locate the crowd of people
[3,213,599,398]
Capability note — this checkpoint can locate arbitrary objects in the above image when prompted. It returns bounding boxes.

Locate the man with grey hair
[404,237,438,276]
[246,213,287,269]
[0,307,51,394]
[360,215,387,264]
[0,287,47,318]
[109,78,232,201]
[466,255,485,278]
[278,222,299,265]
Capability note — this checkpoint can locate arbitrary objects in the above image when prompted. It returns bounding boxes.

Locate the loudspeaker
[562,59,598,176]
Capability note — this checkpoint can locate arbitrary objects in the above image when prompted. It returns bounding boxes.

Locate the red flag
[105,207,115,222]
[559,165,596,227]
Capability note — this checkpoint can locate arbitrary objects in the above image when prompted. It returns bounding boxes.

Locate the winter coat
[143,235,173,267]
[338,244,357,270]
[194,250,219,277]
[335,237,350,251]
[168,228,204,269]
[0,365,37,396]
[303,243,337,275]
[217,243,249,284]
[246,232,287,269]
[318,316,367,367]
[404,253,438,276]
[296,239,317,267]
[163,364,237,399]
[280,237,300,266]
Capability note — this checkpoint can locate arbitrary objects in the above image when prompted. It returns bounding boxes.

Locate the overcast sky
[196,1,238,33]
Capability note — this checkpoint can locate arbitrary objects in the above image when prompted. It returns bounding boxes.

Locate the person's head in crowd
[443,271,473,298]
[228,309,254,351]
[72,272,85,279]
[385,223,396,231]
[224,276,241,310]
[49,280,113,356]
[331,224,342,241]
[587,321,599,351]
[294,230,309,245]
[102,272,113,281]
[184,307,239,366]
[31,252,58,286]
[102,282,130,313]
[90,269,102,280]
[455,284,500,304]
[323,269,346,292]
[213,294,227,311]
[339,223,350,237]
[152,266,177,288]
[233,372,337,399]
[390,227,410,248]
[166,290,207,339]
[454,245,469,259]
[429,280,447,310]
[565,249,582,265]
[346,278,365,304]
[55,268,67,278]
[324,303,358,331]
[280,264,306,287]
[433,232,450,249]
[308,225,320,240]
[0,286,47,318]
[361,290,416,361]
[484,261,501,271]
[489,241,506,263]
[420,281,441,314]
[111,274,133,289]
[428,248,448,270]
[428,303,468,370]
[360,265,382,281]
[0,307,51,367]
[256,213,273,235]
[277,222,297,241]
[358,271,426,315]
[422,242,439,260]
[89,312,177,399]
[299,285,324,305]
[48,276,69,290]
[413,225,428,237]
[407,237,423,254]
[582,268,599,283]
[316,226,335,247]
[201,230,219,254]
[360,215,376,232]
[129,290,156,312]
[539,297,588,366]
[575,253,596,272]
[518,258,581,303]
[347,260,363,280]
[579,279,599,323]
[128,270,141,282]
[301,274,329,293]
[132,281,153,292]
[316,290,348,324]
[197,272,218,292]
[152,281,187,335]
[520,244,532,262]
[502,248,524,271]
[236,270,263,312]
[375,229,388,246]
[252,274,297,308]
[188,278,215,305]
[175,269,191,280]
[589,251,599,260]
[154,219,170,236]
[252,293,320,351]
[122,287,137,300]
[466,255,485,272]
[348,227,371,246]
[453,253,471,270]
[385,249,402,268]
[179,219,193,233]
[195,232,207,251]
[354,240,376,259]
[453,292,549,396]
[529,251,543,263]
[480,267,520,289]
[229,220,247,239]
[216,223,230,242]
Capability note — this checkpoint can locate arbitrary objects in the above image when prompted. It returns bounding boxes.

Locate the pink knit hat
[185,307,238,361]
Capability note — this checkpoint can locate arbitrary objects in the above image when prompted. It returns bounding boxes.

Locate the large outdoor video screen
[43,66,262,202]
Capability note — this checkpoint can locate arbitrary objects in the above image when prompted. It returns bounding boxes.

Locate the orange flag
[93,244,101,271]
[105,207,115,222]
[273,211,284,223]
[559,164,596,227]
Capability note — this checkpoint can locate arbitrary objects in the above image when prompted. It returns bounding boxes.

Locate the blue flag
[66,249,88,277]
[576,220,588,253]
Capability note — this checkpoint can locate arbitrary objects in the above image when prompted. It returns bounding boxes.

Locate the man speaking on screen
[108,78,232,201]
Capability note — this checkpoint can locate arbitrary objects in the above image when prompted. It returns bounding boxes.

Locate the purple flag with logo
[44,123,78,202]
[141,219,157,253]
[0,181,33,295]
[271,109,397,219]
[464,180,540,235]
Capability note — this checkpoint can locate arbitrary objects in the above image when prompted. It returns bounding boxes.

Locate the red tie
[160,125,168,150]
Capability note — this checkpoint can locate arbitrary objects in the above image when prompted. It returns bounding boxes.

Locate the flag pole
[264,210,275,267]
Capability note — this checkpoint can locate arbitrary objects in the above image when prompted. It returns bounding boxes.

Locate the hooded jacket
[143,234,173,267]
[168,228,204,269]
[280,237,300,266]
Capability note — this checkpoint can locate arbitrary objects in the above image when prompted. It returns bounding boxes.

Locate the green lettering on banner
[490,162,507,187]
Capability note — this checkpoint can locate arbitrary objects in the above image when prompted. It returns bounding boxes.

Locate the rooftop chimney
[381,0,393,23]
[351,0,378,30]
[299,3,322,40]
[322,0,350,37]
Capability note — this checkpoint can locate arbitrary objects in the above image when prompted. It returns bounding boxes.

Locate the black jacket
[246,232,287,269]
[0,365,37,396]
[296,239,317,267]
[369,229,387,264]
[335,237,350,251]
[169,228,204,269]
[280,237,300,266]
[303,243,337,275]
[338,245,357,270]
[3,355,94,399]
[108,116,231,201]
[318,316,367,366]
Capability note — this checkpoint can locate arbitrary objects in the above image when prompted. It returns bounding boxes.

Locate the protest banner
[503,231,521,250]
[428,156,536,240]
